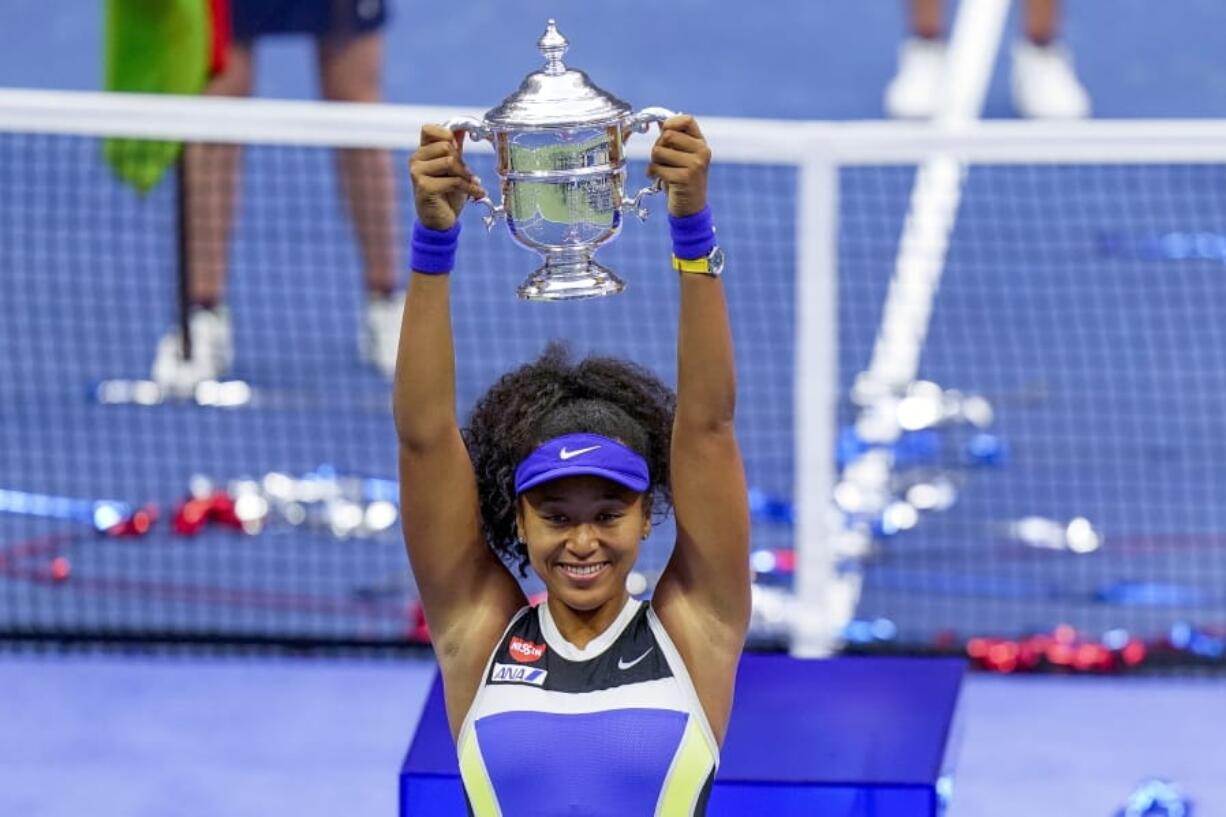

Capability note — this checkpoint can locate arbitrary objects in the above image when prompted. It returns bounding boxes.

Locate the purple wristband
[668,205,716,260]
[411,220,461,275]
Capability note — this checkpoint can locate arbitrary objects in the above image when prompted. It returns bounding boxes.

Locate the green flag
[104,0,210,192]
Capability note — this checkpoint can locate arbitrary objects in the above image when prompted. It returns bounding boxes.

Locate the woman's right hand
[409,125,487,231]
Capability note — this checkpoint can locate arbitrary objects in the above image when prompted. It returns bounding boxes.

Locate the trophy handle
[625,106,677,135]
[621,178,664,222]
[470,190,506,231]
[443,115,494,143]
[442,117,504,229]
[621,107,678,221]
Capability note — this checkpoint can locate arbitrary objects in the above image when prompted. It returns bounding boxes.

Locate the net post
[175,149,192,361]
[790,144,848,659]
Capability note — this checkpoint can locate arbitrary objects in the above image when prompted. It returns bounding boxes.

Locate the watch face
[708,247,726,276]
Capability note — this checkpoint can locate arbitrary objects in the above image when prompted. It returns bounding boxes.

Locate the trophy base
[517,254,626,301]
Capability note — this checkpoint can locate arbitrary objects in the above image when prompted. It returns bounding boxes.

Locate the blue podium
[400,655,964,816]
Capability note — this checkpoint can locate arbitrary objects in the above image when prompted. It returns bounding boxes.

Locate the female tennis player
[395,115,749,816]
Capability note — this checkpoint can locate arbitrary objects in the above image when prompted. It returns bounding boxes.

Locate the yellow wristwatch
[672,246,725,277]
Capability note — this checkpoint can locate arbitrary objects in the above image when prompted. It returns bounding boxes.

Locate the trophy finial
[538,19,569,75]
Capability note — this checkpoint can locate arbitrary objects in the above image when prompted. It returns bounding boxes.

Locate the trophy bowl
[445,20,674,301]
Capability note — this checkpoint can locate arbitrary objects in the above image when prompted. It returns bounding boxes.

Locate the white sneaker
[151,306,234,398]
[884,37,948,120]
[360,291,404,379]
[1011,40,1091,120]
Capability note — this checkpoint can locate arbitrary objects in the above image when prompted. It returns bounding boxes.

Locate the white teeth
[561,563,606,577]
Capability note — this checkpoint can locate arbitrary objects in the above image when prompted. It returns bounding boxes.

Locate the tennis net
[796,120,1226,668]
[0,89,801,649]
[3,89,1225,669]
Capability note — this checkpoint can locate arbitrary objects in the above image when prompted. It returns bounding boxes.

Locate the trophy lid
[484,20,632,129]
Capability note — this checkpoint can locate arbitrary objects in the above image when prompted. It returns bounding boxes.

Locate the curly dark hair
[462,341,676,576]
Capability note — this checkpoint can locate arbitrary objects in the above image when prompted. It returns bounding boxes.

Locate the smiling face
[517,475,651,616]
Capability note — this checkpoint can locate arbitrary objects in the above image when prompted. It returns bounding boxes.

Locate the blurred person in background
[885,0,1091,120]
[151,0,402,394]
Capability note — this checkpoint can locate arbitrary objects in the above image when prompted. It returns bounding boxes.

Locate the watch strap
[673,254,714,274]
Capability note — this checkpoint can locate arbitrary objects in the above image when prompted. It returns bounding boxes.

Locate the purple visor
[514,433,650,495]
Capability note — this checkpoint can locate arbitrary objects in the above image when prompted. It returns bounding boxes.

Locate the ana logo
[490,663,548,687]
[509,636,547,663]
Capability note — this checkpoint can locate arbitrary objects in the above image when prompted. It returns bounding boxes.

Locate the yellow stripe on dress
[654,718,717,816]
[458,731,502,817]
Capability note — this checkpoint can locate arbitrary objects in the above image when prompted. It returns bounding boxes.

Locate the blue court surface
[2,654,1225,817]
[5,0,1226,119]
[3,2,1226,816]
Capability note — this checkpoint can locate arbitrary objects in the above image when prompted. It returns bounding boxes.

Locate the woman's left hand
[647,115,711,218]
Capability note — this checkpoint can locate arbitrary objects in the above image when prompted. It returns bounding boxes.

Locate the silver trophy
[445,20,674,301]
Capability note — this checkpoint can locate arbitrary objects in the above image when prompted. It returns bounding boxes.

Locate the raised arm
[395,127,525,720]
[649,118,751,668]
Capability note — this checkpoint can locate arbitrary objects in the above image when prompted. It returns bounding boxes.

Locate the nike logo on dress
[617,648,653,671]
[559,445,602,460]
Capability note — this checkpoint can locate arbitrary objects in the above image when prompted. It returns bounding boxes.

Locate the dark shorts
[232,0,389,42]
